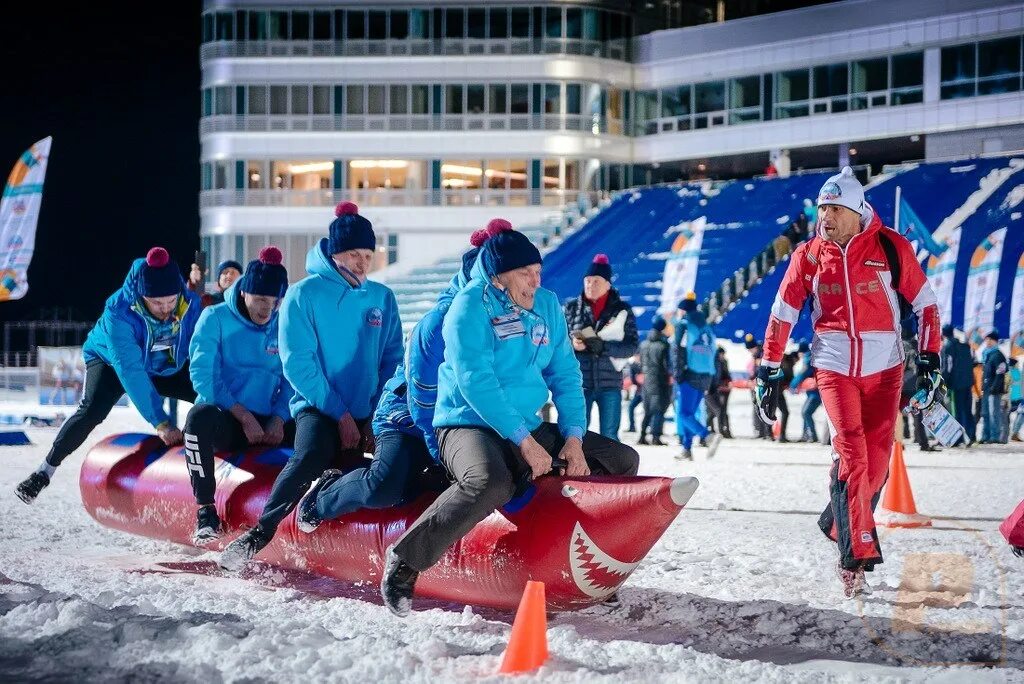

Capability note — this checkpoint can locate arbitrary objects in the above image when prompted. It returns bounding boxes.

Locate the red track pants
[816,365,902,570]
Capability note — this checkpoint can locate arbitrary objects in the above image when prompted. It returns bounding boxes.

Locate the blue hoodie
[673,310,716,380]
[82,258,201,427]
[433,255,586,445]
[188,281,292,420]
[281,239,403,421]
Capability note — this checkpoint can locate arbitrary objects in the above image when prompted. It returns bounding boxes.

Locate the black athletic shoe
[297,469,343,534]
[651,437,665,446]
[381,546,419,617]
[15,471,50,504]
[192,505,222,546]
[636,435,649,445]
[1012,545,1024,558]
[219,526,271,571]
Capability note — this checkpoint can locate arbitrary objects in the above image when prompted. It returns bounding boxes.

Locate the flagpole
[894,185,902,234]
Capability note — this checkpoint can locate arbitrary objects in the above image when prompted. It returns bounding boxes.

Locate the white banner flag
[659,216,705,315]
[963,227,1005,342]
[925,227,961,327]
[1010,251,1024,357]
[1,137,52,301]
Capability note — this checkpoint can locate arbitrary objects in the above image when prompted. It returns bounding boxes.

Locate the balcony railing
[200,113,608,135]
[200,38,628,62]
[200,188,600,209]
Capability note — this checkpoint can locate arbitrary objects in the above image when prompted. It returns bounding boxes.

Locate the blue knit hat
[217,260,243,277]
[139,247,181,298]
[480,228,541,276]
[586,254,612,281]
[238,246,288,297]
[678,291,698,313]
[651,315,667,332]
[328,202,375,255]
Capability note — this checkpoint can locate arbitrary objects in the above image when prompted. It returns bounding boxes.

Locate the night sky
[1,2,201,325]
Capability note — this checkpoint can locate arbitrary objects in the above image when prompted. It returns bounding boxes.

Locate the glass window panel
[202,89,212,117]
[467,85,485,114]
[486,159,509,189]
[852,58,887,92]
[490,84,507,113]
[489,8,507,38]
[813,63,848,98]
[368,10,386,40]
[941,44,975,82]
[891,52,923,88]
[660,88,683,117]
[390,10,409,39]
[346,85,364,115]
[215,12,233,41]
[291,11,310,40]
[408,9,429,38]
[202,14,214,43]
[566,84,581,115]
[347,11,366,39]
[468,9,485,39]
[390,85,408,114]
[214,162,229,190]
[510,8,530,38]
[543,159,560,188]
[247,86,267,115]
[247,161,265,189]
[979,37,1021,78]
[892,89,924,105]
[313,11,331,40]
[248,11,267,40]
[270,86,287,115]
[545,7,562,38]
[582,9,601,40]
[446,85,464,114]
[941,83,975,99]
[313,86,331,114]
[442,159,482,189]
[566,8,582,39]
[268,11,288,40]
[446,9,465,39]
[291,86,309,115]
[694,81,725,112]
[367,85,385,114]
[729,76,759,108]
[776,70,809,102]
[235,11,246,40]
[979,76,1019,95]
[215,86,232,115]
[411,85,429,114]
[606,11,625,41]
[510,84,529,114]
[544,83,561,114]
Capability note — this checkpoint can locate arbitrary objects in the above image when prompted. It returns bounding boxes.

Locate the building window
[446,8,465,39]
[390,85,408,115]
[978,37,1022,95]
[442,160,483,190]
[312,86,331,115]
[510,84,530,114]
[408,9,429,38]
[214,86,233,115]
[246,161,265,189]
[446,85,464,114]
[347,11,366,40]
[272,160,332,190]
[247,86,268,115]
[542,83,561,114]
[467,85,485,114]
[270,86,288,115]
[411,85,430,114]
[215,12,233,41]
[729,76,760,123]
[346,85,365,115]
[941,43,976,99]
[891,52,924,105]
[291,86,309,115]
[368,10,386,40]
[313,11,331,40]
[291,11,310,40]
[467,8,485,39]
[813,63,848,112]
[348,160,424,191]
[510,8,530,38]
[367,85,386,115]
[390,11,409,40]
[566,84,582,115]
[248,11,267,40]
[490,84,508,114]
[268,11,288,40]
[545,7,562,39]
[489,9,508,39]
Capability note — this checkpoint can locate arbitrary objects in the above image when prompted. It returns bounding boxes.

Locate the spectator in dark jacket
[705,347,732,438]
[624,355,643,433]
[940,325,976,445]
[638,316,671,445]
[563,254,639,440]
[980,331,1008,444]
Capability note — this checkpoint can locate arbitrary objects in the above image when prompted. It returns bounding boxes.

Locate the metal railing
[199,188,601,209]
[200,38,628,62]
[0,351,38,368]
[199,113,607,135]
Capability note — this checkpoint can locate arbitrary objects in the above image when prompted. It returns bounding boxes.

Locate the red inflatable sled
[1001,498,1024,548]
[80,433,699,611]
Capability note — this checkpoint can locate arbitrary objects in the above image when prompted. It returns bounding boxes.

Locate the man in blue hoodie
[220,202,403,569]
[183,246,294,545]
[673,293,723,461]
[380,228,640,617]
[15,248,201,504]
[294,224,504,532]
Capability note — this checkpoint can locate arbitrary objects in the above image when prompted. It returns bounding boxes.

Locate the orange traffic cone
[877,441,932,528]
[498,581,549,674]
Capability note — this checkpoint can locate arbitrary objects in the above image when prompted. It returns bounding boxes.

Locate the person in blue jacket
[16,248,201,505]
[220,202,403,569]
[790,342,821,442]
[293,224,503,532]
[672,293,723,461]
[380,226,640,617]
[182,246,295,545]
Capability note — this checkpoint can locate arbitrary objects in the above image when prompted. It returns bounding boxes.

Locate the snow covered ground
[1,395,1022,683]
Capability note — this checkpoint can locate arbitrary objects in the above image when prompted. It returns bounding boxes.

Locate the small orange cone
[877,441,932,528]
[498,581,548,674]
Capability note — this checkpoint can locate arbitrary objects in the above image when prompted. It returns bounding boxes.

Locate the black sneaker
[1012,546,1024,558]
[218,526,271,571]
[636,435,649,445]
[651,437,665,446]
[381,546,418,617]
[192,505,222,546]
[297,469,342,534]
[15,471,50,504]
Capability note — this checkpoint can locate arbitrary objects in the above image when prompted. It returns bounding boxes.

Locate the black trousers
[777,391,790,439]
[182,403,295,506]
[46,360,196,468]
[256,407,367,536]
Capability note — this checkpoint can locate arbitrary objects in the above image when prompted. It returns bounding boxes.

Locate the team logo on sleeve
[366,307,383,327]
[819,182,842,201]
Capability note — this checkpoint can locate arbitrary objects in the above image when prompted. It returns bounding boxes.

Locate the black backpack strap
[877,230,912,320]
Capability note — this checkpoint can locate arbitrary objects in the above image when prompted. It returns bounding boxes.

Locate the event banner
[963,228,1005,341]
[0,136,52,301]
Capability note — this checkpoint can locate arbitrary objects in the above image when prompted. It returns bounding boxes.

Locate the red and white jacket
[762,210,940,377]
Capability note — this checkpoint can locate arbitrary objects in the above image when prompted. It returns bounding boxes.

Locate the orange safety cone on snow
[877,441,932,528]
[498,581,549,674]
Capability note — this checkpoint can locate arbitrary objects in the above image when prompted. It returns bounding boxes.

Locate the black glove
[583,337,605,354]
[754,365,784,424]
[914,351,944,410]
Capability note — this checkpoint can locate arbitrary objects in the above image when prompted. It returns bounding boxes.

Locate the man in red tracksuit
[754,167,942,596]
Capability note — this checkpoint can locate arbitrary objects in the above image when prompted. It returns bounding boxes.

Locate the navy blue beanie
[217,260,243,277]
[586,254,612,281]
[139,247,181,298]
[651,315,667,332]
[679,296,698,313]
[238,246,288,297]
[481,230,542,276]
[941,324,955,339]
[328,202,375,254]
